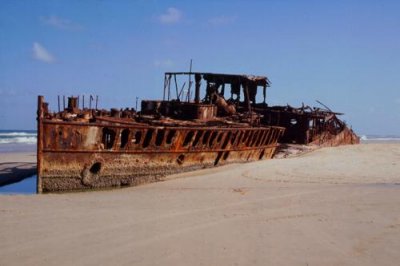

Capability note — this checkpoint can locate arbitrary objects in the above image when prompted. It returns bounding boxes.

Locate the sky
[0,0,399,135]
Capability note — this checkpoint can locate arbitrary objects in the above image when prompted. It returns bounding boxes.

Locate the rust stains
[37,71,358,193]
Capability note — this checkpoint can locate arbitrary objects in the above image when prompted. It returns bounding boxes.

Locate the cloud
[154,59,174,68]
[158,7,182,24]
[32,42,55,63]
[208,16,236,26]
[40,15,83,31]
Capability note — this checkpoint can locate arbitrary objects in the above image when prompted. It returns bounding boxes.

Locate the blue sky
[0,0,399,135]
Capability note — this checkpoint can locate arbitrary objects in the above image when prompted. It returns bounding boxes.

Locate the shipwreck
[37,72,287,193]
[37,71,359,193]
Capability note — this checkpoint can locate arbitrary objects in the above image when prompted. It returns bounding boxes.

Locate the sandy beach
[0,143,399,265]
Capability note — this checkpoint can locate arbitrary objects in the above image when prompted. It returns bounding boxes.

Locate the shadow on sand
[0,162,37,187]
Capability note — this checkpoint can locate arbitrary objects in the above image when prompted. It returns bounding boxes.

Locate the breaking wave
[0,131,37,145]
[360,135,400,142]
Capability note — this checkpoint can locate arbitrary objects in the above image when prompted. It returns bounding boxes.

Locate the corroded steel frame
[37,96,285,193]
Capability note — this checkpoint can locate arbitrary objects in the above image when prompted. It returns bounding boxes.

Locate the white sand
[0,143,399,265]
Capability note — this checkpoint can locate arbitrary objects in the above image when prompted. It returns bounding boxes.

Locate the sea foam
[0,131,37,145]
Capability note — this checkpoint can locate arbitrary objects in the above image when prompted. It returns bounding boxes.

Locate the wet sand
[0,143,400,265]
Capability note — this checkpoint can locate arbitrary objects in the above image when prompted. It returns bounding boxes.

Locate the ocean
[0,130,37,152]
[360,134,400,143]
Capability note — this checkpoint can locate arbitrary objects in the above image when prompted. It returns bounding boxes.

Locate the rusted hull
[38,119,284,193]
[309,127,360,147]
[39,148,278,192]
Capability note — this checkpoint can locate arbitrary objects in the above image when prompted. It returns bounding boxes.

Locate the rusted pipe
[195,73,201,104]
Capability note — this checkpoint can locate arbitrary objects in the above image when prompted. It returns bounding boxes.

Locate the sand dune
[0,143,399,265]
